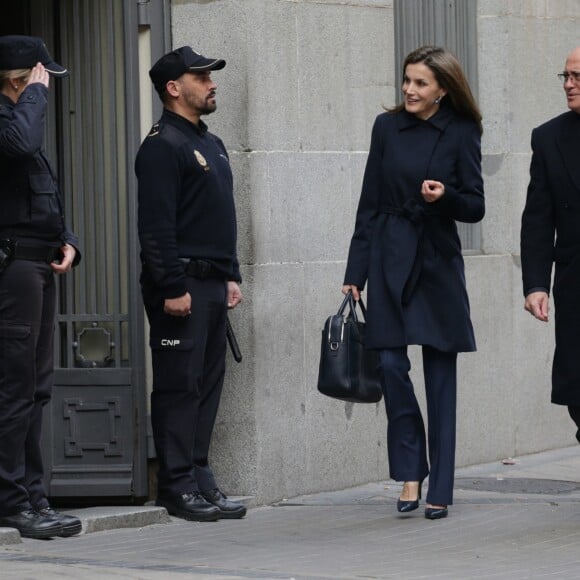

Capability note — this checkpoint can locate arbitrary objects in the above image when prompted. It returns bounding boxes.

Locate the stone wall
[169,0,578,504]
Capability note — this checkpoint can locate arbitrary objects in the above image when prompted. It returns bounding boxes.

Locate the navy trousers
[0,260,55,516]
[378,345,457,506]
[145,276,227,496]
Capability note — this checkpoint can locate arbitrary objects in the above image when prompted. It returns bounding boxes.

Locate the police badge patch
[194,149,210,171]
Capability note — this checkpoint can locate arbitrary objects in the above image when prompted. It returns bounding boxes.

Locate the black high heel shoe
[397,481,422,513]
[424,505,448,520]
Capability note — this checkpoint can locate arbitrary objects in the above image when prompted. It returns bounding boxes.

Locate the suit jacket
[521,110,580,404]
[344,104,484,352]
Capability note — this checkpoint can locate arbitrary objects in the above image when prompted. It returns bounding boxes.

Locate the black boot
[201,488,247,519]
[0,509,63,539]
[37,506,82,537]
[156,491,221,522]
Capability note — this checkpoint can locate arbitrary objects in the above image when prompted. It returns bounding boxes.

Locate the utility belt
[0,238,61,274]
[179,258,226,280]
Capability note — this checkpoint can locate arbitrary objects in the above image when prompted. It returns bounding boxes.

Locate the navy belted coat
[344,104,485,353]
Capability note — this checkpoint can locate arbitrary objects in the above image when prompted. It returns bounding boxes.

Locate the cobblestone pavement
[2,446,580,579]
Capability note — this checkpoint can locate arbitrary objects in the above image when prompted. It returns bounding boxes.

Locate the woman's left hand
[421,179,445,203]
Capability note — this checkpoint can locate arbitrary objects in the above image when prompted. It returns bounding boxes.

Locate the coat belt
[380,201,457,304]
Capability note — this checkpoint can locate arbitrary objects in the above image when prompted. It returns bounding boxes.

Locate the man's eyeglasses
[557,71,580,84]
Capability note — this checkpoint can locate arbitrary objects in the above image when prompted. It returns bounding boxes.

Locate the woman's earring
[434,96,441,104]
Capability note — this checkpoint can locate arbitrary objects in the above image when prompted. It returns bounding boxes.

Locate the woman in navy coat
[343,46,484,519]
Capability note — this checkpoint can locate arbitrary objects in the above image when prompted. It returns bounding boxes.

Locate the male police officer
[135,46,245,521]
[0,35,81,539]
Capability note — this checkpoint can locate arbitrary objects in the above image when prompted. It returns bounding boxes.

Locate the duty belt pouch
[0,239,15,274]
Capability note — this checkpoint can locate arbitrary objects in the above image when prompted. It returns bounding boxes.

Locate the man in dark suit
[521,46,580,440]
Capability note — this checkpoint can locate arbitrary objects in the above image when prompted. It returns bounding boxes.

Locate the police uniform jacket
[0,85,79,250]
[136,109,240,303]
[344,104,484,352]
[521,111,580,405]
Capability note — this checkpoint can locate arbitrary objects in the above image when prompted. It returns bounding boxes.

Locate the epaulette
[147,123,160,137]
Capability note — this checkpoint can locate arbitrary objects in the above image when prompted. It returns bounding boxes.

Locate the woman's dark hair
[388,46,483,134]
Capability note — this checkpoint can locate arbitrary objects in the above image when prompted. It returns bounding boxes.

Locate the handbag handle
[338,291,369,322]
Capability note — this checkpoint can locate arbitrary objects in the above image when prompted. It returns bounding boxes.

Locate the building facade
[2,0,578,505]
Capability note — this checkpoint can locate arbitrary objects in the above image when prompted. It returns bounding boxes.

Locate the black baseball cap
[149,46,225,94]
[0,35,68,77]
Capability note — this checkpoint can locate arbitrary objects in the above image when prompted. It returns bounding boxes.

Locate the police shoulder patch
[148,123,160,137]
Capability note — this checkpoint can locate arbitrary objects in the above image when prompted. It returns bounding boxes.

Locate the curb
[78,506,171,534]
[0,498,255,545]
[0,528,21,546]
[0,506,170,545]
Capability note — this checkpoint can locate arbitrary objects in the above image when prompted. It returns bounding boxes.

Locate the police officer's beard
[200,98,217,115]
[196,94,217,115]
[183,87,217,116]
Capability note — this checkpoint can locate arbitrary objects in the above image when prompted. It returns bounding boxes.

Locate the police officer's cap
[149,46,225,94]
[0,35,68,77]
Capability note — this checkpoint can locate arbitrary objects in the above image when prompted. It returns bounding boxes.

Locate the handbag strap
[357,296,368,320]
[337,292,351,316]
[339,291,368,322]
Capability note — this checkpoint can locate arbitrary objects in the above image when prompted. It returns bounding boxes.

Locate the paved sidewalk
[2,445,580,579]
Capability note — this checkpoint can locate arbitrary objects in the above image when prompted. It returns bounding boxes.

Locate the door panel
[31,0,152,500]
[47,373,133,496]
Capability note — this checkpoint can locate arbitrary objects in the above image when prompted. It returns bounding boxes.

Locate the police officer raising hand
[0,35,81,540]
[27,62,50,89]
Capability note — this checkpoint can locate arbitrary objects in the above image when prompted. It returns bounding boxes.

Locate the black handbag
[317,292,382,403]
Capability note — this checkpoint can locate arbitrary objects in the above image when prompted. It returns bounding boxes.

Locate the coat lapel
[424,105,453,178]
[394,106,454,183]
[556,111,580,194]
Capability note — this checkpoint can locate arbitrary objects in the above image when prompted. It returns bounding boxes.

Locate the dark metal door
[22,0,168,500]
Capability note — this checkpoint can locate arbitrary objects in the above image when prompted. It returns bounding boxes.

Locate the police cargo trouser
[0,259,56,516]
[145,276,227,496]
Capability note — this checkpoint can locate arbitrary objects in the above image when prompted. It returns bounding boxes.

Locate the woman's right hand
[342,284,360,301]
